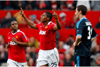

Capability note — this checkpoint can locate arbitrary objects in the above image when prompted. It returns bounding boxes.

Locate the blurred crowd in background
[0,0,100,66]
[0,0,100,11]
[0,0,100,29]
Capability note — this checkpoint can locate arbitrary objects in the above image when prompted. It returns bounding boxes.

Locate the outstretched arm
[52,10,61,30]
[19,7,37,29]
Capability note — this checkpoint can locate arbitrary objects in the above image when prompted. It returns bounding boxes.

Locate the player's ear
[80,10,82,14]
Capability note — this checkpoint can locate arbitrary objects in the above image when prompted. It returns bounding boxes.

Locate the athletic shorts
[75,56,90,66]
[7,59,27,67]
[36,48,59,67]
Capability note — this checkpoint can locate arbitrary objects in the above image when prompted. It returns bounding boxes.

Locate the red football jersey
[36,21,56,50]
[7,29,28,62]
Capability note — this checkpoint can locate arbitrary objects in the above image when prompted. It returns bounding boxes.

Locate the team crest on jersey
[7,63,9,66]
[45,26,48,29]
[16,36,18,38]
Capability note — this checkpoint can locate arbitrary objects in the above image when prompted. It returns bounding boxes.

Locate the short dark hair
[45,12,52,21]
[10,20,17,27]
[77,5,87,15]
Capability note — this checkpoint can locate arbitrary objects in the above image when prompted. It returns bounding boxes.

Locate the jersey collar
[47,21,51,25]
[11,29,20,35]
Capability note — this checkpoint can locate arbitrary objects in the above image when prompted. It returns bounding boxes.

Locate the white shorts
[36,48,59,67]
[7,59,27,67]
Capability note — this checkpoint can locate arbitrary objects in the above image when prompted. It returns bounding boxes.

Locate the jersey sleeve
[36,24,40,29]
[21,32,29,42]
[51,23,56,30]
[91,29,97,38]
[76,21,85,37]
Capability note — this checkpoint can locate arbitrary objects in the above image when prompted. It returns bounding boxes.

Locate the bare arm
[20,7,37,29]
[52,10,61,30]
[91,36,97,42]
[73,35,82,46]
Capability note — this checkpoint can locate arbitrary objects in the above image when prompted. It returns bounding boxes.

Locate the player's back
[7,30,28,62]
[75,18,97,57]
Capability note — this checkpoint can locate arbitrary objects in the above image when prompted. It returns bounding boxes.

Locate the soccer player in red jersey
[20,8,61,67]
[6,21,29,67]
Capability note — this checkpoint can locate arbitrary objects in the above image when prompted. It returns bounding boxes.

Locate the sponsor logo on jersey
[39,30,46,35]
[10,41,17,45]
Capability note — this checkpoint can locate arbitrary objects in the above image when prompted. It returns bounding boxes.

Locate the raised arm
[52,10,61,30]
[19,7,37,29]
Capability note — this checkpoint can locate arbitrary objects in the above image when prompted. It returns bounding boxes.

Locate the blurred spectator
[69,47,75,61]
[71,1,77,10]
[91,1,100,11]
[76,0,90,11]
[50,0,61,10]
[63,53,74,66]
[58,41,66,55]
[29,15,40,24]
[59,12,71,28]
[60,1,73,10]
[28,58,35,66]
[0,45,8,64]
[96,44,100,53]
[58,41,66,65]
[91,53,100,66]
[10,1,25,9]
[71,15,78,28]
[0,35,6,46]
[29,37,38,48]
[96,33,100,46]
[55,31,60,45]
[38,0,47,10]
[0,1,2,9]
[71,0,91,10]
[25,1,36,10]
[26,46,36,66]
[65,35,74,47]
[1,11,16,28]
[95,17,100,29]
[59,56,64,66]
[1,1,13,10]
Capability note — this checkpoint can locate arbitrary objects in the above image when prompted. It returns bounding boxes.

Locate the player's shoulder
[19,30,26,35]
[7,32,11,36]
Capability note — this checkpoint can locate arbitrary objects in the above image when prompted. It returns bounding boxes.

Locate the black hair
[10,20,17,27]
[77,5,87,15]
[45,12,52,21]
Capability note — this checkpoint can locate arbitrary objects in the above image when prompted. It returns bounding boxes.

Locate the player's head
[10,21,18,31]
[75,5,87,19]
[41,12,52,22]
